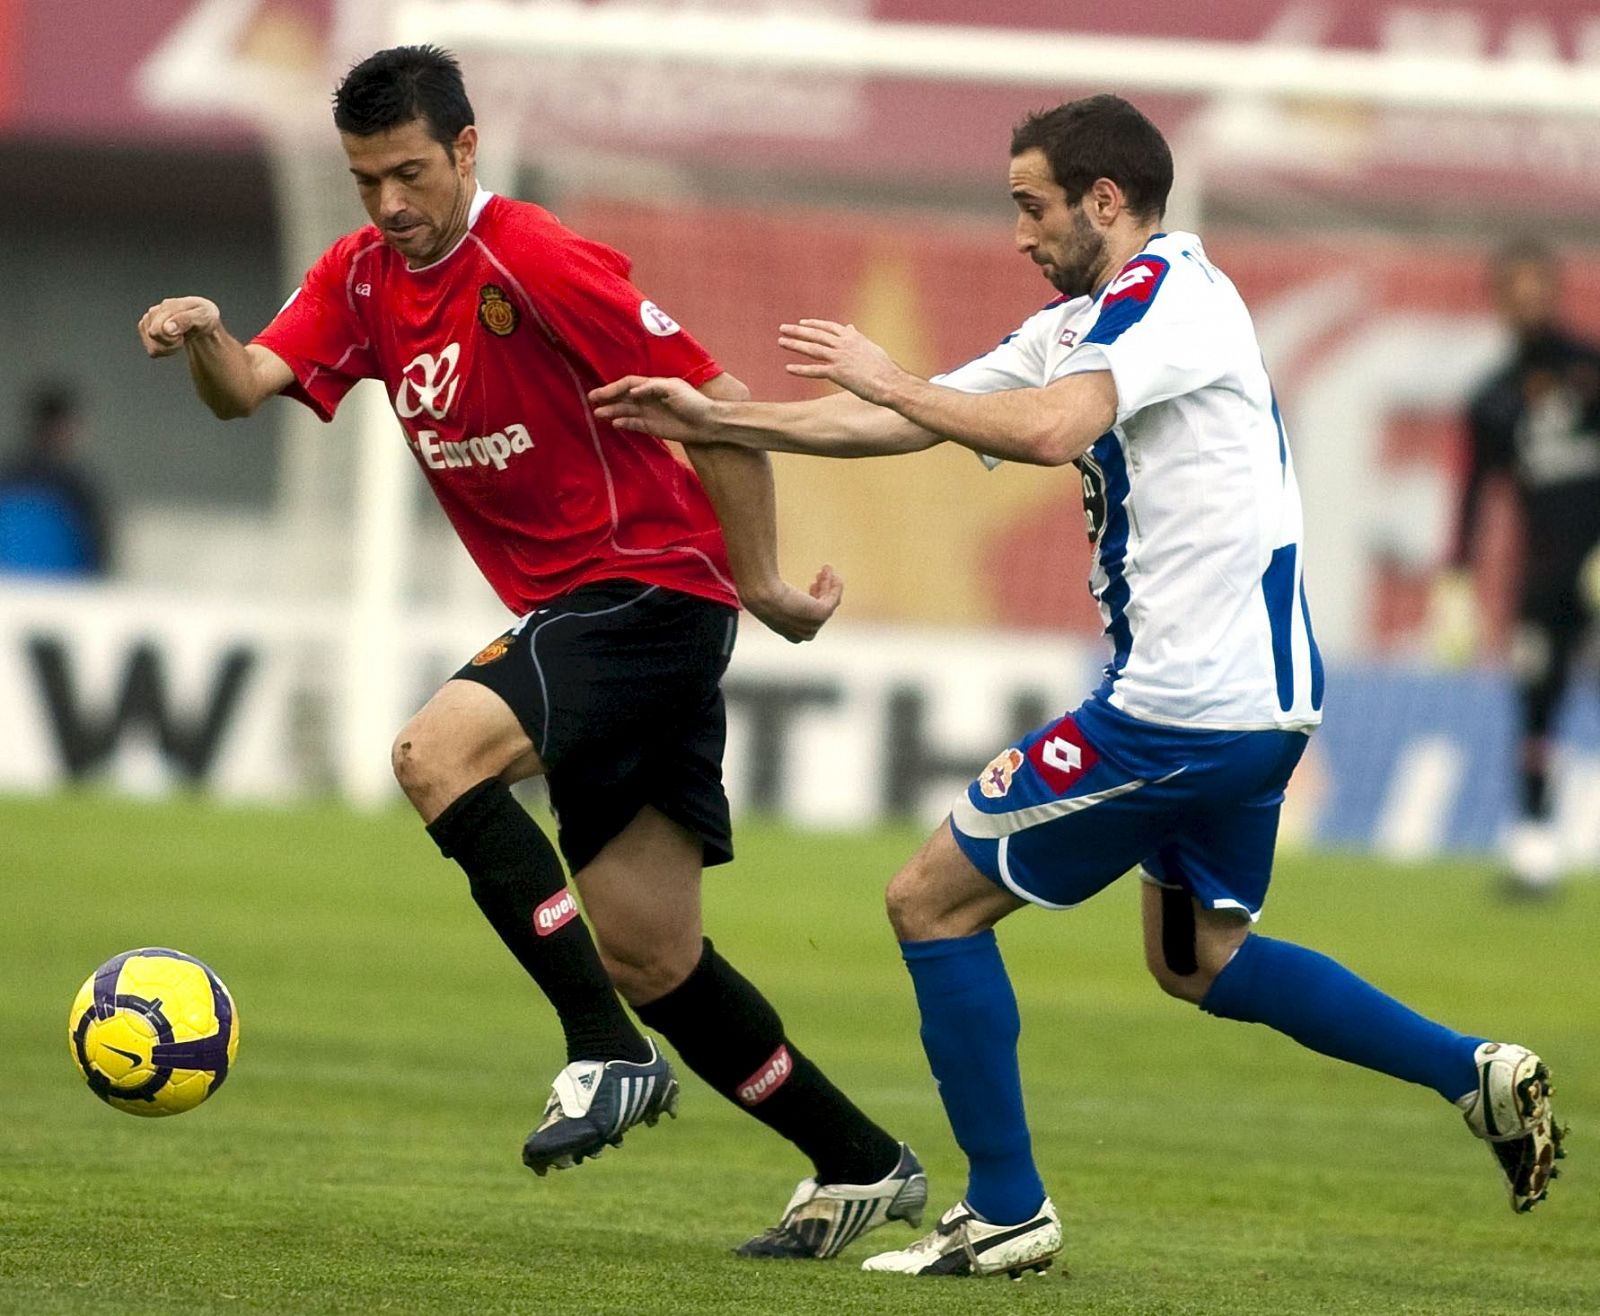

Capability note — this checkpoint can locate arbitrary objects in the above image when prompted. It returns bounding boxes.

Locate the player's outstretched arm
[781,319,1115,467]
[682,372,844,644]
[590,376,940,457]
[138,297,293,420]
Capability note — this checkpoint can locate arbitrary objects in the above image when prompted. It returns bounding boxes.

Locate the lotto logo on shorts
[1026,716,1099,795]
[736,1045,793,1106]
[533,889,578,937]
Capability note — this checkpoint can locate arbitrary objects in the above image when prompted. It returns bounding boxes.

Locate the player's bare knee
[1196,926,1249,980]
[391,717,468,819]
[1147,956,1211,1004]
[1151,916,1249,1004]
[598,938,696,1007]
[596,949,647,1004]
[390,722,430,802]
[885,863,938,941]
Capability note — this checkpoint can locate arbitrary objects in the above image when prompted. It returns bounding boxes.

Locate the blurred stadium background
[5,5,1600,1313]
[4,0,1599,865]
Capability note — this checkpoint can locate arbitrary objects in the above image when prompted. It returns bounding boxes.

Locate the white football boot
[736,1143,928,1259]
[861,1197,1061,1278]
[1458,1041,1565,1212]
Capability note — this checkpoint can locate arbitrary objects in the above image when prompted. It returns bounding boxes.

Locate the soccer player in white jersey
[592,95,1564,1277]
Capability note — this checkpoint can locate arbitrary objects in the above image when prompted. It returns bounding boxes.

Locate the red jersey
[254,190,738,614]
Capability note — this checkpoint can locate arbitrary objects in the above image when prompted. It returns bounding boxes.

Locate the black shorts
[453,580,739,873]
[1517,559,1593,634]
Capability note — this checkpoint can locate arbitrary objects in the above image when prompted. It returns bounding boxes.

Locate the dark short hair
[333,45,474,152]
[1011,94,1173,221]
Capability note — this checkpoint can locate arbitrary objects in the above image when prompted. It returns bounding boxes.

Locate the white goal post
[392,3,1600,115]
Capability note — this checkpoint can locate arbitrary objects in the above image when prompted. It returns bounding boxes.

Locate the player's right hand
[742,565,844,644]
[138,297,222,358]
[590,375,719,442]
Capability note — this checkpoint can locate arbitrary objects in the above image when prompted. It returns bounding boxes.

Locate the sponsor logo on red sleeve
[1103,258,1165,306]
[736,1044,794,1106]
[532,889,578,937]
[639,300,682,337]
[1025,715,1100,795]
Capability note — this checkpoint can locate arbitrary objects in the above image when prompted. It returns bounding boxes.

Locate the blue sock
[900,931,1046,1225]
[1201,935,1483,1102]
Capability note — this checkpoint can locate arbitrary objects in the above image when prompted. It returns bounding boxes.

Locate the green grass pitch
[2,792,1595,1315]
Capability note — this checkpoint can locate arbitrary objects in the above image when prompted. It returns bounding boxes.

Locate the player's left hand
[780,320,905,405]
[742,565,844,643]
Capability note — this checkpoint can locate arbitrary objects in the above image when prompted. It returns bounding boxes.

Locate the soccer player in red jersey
[137,45,926,1259]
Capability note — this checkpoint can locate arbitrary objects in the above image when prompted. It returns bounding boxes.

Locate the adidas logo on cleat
[736,1144,928,1261]
[522,1040,680,1177]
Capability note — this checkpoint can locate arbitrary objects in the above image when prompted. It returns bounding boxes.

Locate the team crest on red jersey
[978,748,1025,798]
[477,283,519,336]
[470,632,514,665]
[1026,716,1099,795]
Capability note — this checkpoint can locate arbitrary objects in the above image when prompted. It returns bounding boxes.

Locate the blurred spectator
[1436,240,1600,896]
[0,382,113,578]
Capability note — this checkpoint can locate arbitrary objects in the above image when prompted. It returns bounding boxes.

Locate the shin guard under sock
[901,931,1045,1225]
[1201,934,1483,1102]
[636,939,901,1185]
[427,778,649,1064]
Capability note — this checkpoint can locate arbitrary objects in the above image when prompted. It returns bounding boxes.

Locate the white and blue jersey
[934,231,1323,733]
[937,232,1322,918]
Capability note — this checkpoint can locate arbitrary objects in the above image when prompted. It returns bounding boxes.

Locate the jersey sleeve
[1058,254,1231,425]
[530,236,722,389]
[931,307,1054,395]
[930,307,1059,469]
[251,242,379,421]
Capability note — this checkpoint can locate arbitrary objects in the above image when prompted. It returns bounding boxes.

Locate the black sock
[1520,762,1550,819]
[426,779,650,1065]
[636,939,901,1185]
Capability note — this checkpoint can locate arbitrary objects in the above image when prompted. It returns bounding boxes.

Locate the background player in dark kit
[1438,239,1600,896]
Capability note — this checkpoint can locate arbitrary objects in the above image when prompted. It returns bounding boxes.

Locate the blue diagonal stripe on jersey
[1261,544,1298,712]
[1083,255,1171,346]
[1299,578,1325,711]
[1091,432,1135,683]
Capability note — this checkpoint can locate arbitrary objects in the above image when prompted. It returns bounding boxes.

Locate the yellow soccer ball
[68,948,239,1117]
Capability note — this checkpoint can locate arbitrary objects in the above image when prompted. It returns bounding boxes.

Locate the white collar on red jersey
[404,185,495,274]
